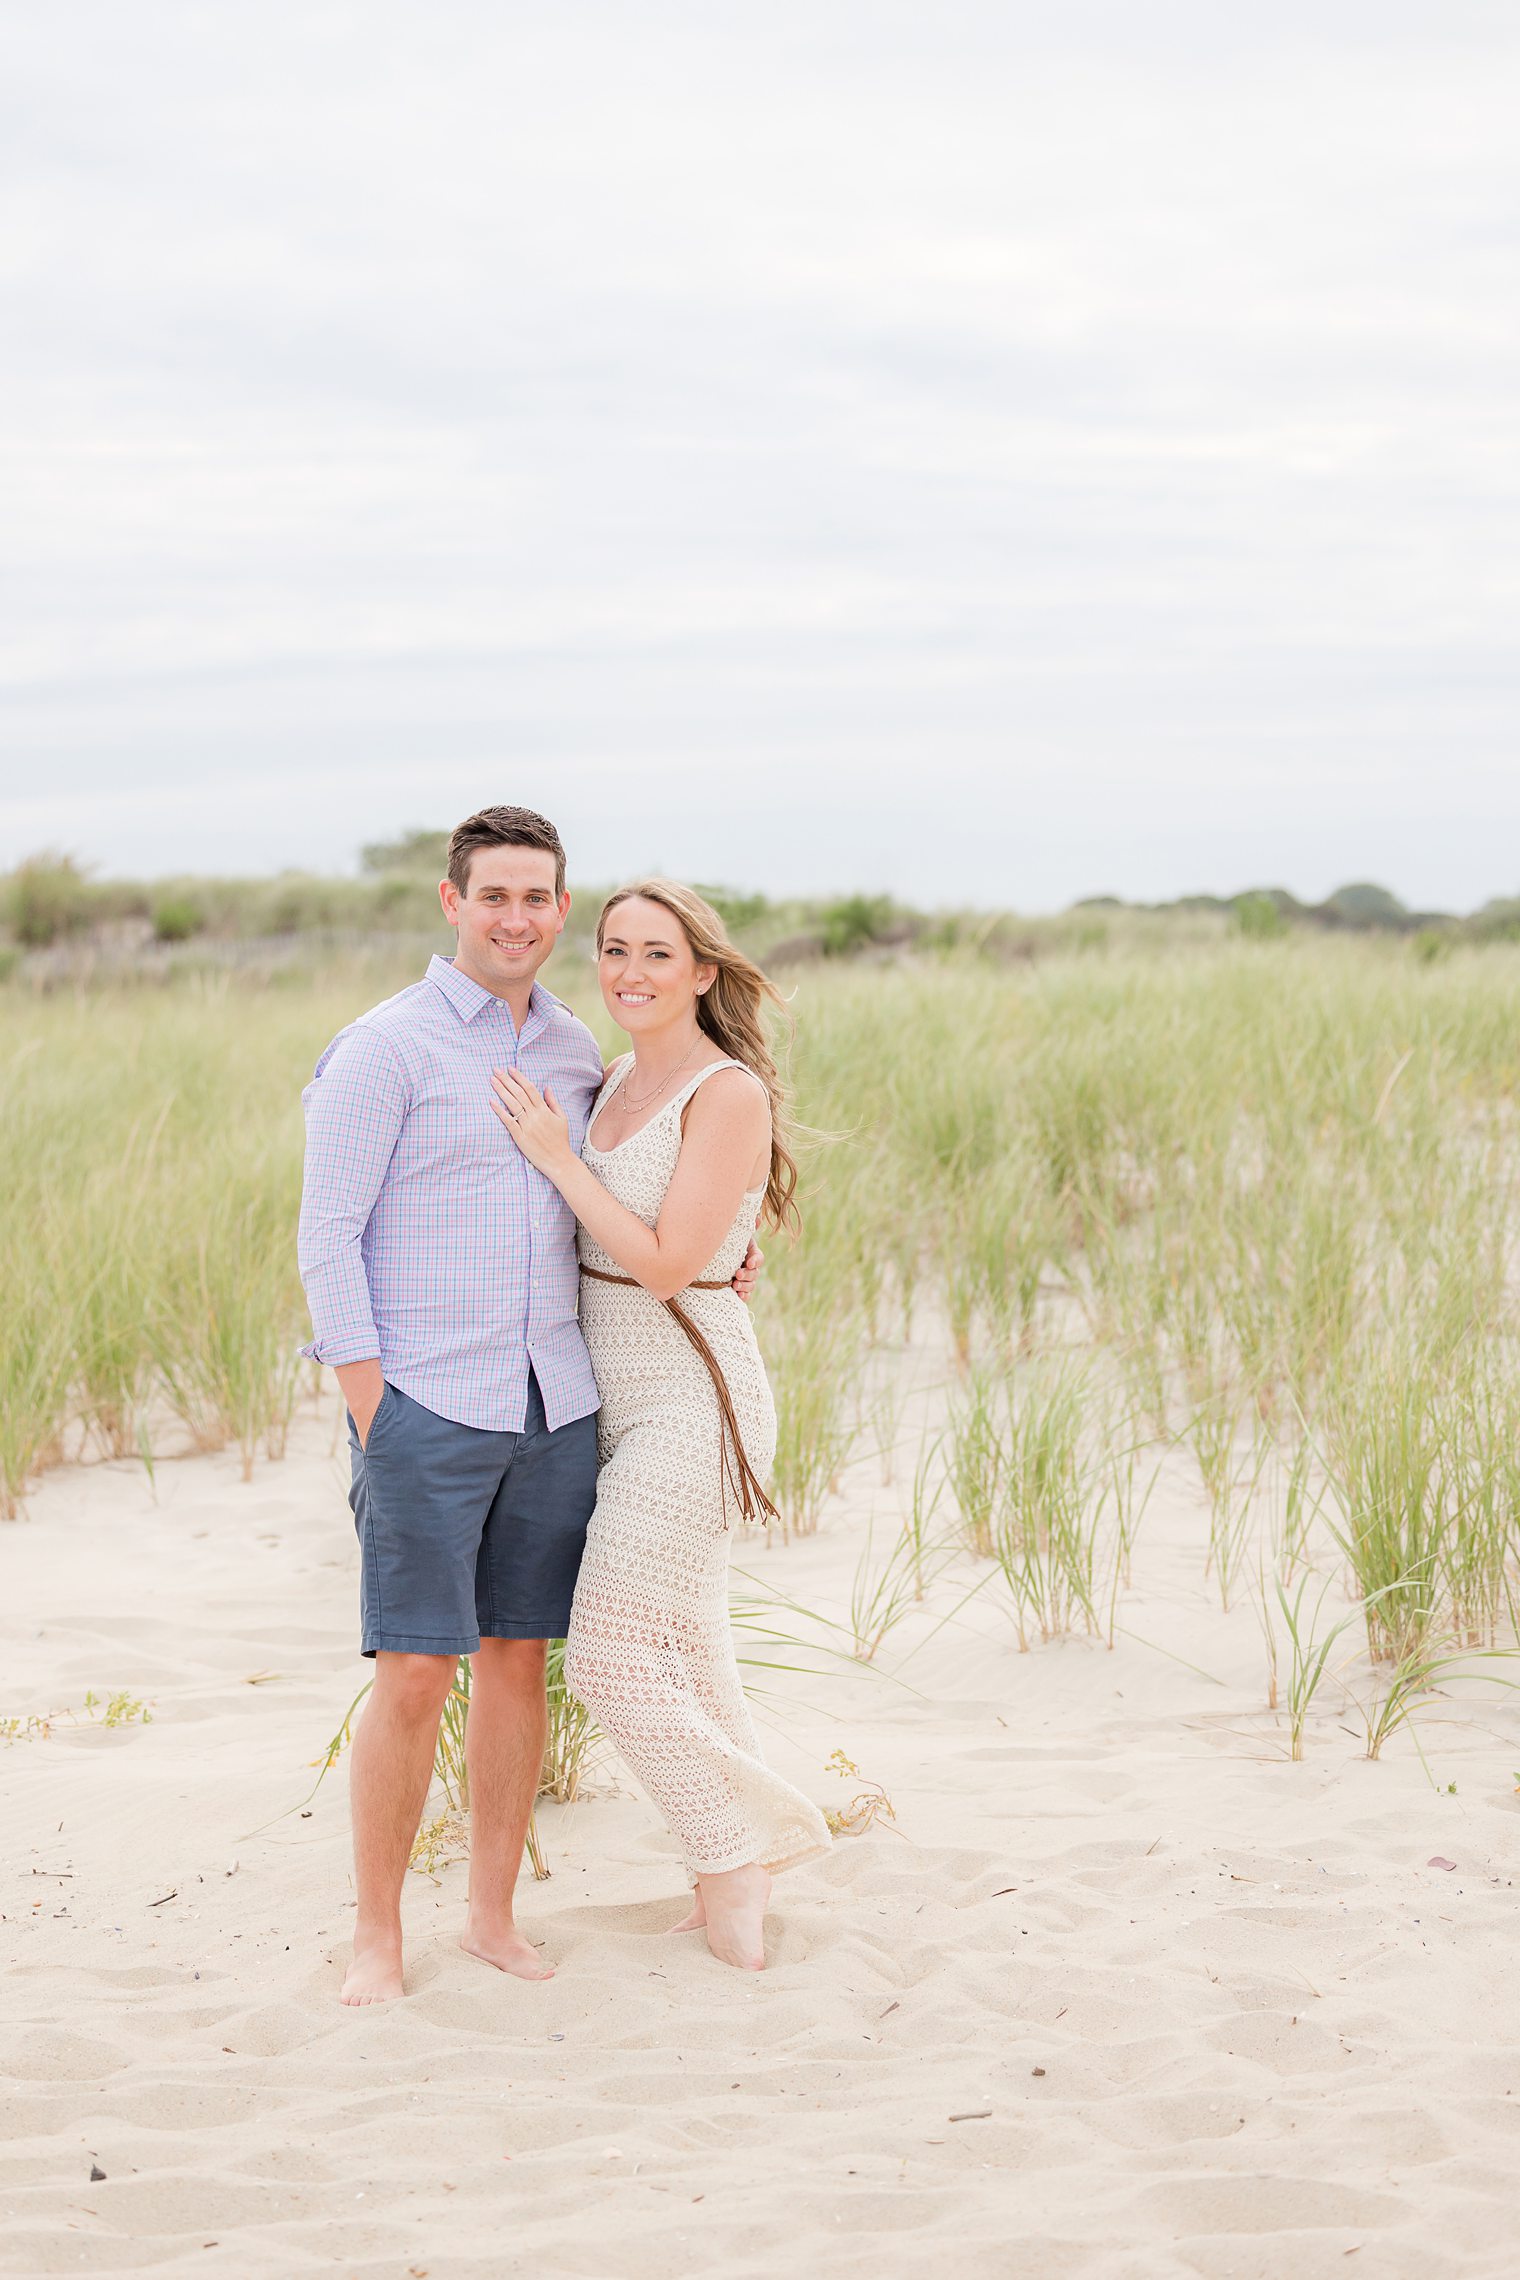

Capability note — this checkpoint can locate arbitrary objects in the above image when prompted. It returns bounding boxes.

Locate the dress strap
[670,1057,766,1116]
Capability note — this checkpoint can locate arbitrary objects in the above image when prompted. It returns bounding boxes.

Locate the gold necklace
[620,1036,705,1114]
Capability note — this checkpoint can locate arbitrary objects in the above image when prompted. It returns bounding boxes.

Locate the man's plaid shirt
[297,954,605,1431]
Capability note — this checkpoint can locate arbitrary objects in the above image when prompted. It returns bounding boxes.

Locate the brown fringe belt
[579,1265,779,1528]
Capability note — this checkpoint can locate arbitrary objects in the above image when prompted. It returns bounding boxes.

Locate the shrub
[372,874,443,927]
[5,855,92,947]
[1323,881,1409,928]
[152,896,204,943]
[695,884,770,934]
[822,894,896,957]
[360,828,450,876]
[1468,897,1520,943]
[1233,892,1287,940]
[261,874,347,934]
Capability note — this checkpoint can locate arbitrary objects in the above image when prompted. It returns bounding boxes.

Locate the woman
[488,879,831,1970]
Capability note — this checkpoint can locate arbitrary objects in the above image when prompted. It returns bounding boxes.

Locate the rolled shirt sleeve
[297,1026,410,1365]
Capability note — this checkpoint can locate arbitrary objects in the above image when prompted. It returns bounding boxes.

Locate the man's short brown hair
[447,806,567,898]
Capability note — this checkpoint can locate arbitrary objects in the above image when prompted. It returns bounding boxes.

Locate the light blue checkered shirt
[297,954,605,1432]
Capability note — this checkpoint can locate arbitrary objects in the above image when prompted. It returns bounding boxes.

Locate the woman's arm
[490,1066,769,1301]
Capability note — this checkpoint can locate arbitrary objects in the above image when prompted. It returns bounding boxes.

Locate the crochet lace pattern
[565,1056,832,1878]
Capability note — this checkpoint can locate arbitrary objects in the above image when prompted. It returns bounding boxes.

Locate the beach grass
[6,933,1520,1706]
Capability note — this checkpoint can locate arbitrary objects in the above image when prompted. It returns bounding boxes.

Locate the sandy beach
[5,1344,1520,2280]
[6,0,1517,2265]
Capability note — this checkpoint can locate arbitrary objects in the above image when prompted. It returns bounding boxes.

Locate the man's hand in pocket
[335,1359,386,1447]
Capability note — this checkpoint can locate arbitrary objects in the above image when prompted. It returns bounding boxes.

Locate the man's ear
[439,876,460,927]
[556,889,572,933]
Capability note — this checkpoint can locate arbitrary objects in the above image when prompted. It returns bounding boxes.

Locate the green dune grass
[5,937,1519,1695]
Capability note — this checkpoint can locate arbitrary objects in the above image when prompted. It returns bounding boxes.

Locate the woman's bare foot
[460,1914,555,1981]
[668,1890,707,1933]
[341,1931,405,2006]
[697,1863,771,1971]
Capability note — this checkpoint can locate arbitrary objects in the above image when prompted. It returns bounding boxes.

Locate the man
[298,804,757,2005]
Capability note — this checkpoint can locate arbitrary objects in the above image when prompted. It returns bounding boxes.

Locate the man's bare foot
[341,1933,404,2006]
[460,1916,555,1981]
[698,1863,770,1971]
[668,1890,707,1933]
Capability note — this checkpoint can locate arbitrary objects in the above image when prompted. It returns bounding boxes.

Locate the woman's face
[597,896,715,1038]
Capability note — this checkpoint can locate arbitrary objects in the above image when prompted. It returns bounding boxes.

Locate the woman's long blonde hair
[596,879,801,1235]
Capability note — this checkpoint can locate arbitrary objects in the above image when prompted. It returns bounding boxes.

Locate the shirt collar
[426,954,563,1039]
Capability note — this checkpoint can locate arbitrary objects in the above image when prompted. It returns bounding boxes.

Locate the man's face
[439,847,570,997]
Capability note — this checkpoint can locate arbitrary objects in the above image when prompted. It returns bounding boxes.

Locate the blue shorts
[346,1373,598,1658]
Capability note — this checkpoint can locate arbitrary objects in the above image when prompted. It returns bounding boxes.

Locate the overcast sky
[2,1,1516,910]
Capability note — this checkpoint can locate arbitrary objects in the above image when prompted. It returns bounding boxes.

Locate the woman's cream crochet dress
[565,1056,832,1879]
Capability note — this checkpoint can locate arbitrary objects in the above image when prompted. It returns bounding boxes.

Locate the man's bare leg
[460,1637,554,1981]
[342,1651,457,2005]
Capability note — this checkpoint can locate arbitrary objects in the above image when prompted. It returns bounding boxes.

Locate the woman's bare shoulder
[681,1060,771,1133]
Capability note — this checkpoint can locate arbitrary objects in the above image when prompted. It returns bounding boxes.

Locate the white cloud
[1,0,1517,908]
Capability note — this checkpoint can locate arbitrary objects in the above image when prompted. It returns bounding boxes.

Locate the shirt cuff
[303,1336,382,1367]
